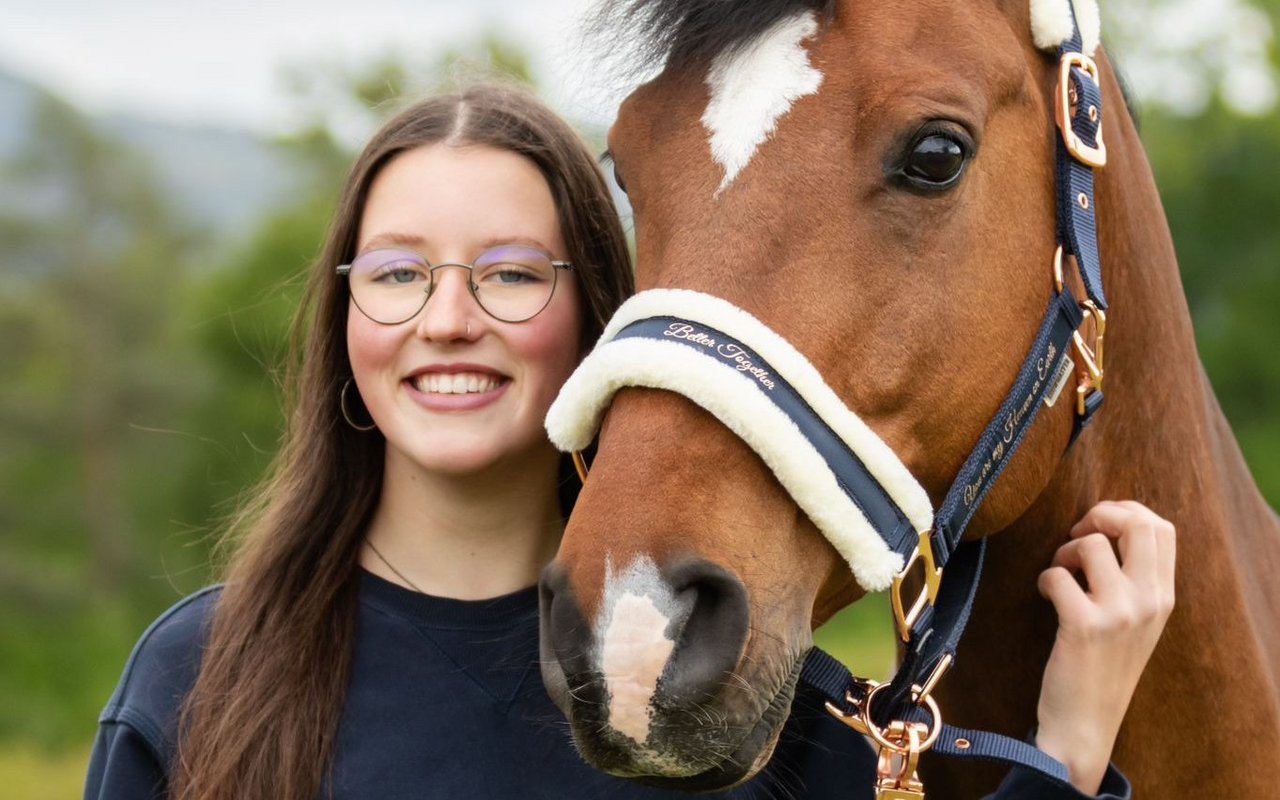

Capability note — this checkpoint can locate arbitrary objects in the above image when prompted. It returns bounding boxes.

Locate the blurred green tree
[0,94,204,744]
[1145,105,1280,503]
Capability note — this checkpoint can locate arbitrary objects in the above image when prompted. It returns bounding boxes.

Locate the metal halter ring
[862,682,943,755]
[571,451,590,483]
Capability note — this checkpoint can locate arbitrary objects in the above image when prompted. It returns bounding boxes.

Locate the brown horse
[539,0,1280,796]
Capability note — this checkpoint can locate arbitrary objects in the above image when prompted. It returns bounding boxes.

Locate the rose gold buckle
[1055,53,1107,168]
[825,671,949,799]
[1073,300,1105,415]
[890,531,942,642]
[875,720,928,800]
[824,685,874,736]
[1052,247,1106,417]
[865,682,941,800]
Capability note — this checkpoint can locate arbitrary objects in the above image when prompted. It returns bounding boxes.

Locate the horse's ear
[1030,0,1101,55]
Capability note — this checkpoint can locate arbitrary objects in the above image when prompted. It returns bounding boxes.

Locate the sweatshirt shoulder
[98,586,222,757]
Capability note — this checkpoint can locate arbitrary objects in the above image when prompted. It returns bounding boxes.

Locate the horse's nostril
[539,562,595,681]
[661,559,750,707]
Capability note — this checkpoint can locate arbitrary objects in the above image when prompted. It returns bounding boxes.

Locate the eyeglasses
[337,244,575,325]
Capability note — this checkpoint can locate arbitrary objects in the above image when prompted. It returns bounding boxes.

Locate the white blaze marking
[597,556,690,745]
[601,593,675,744]
[703,11,823,195]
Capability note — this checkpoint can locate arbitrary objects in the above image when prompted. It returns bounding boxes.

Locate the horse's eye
[613,164,628,195]
[901,133,969,190]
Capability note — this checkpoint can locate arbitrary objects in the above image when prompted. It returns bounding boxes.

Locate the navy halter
[588,2,1111,792]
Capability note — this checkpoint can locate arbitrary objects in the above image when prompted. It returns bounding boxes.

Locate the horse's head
[541,0,1110,788]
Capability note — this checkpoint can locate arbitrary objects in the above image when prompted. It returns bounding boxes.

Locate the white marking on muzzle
[597,556,688,745]
[703,10,823,195]
[601,594,675,744]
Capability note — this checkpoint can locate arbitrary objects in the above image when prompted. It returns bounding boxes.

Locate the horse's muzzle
[539,556,775,785]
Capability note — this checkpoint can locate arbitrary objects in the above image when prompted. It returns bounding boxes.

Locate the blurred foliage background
[1,5,1277,796]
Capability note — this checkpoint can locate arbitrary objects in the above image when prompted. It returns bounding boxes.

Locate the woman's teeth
[412,373,501,395]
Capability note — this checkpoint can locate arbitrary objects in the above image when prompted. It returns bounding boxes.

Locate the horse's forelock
[588,0,836,77]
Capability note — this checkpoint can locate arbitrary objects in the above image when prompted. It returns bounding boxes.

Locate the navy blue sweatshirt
[85,571,1130,799]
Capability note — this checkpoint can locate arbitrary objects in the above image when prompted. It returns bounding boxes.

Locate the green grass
[813,592,897,682]
[0,744,90,800]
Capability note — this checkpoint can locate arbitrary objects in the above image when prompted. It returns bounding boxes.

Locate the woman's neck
[360,445,565,600]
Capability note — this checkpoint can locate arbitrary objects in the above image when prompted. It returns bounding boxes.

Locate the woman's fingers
[1044,499,1176,640]
[1037,563,1091,618]
[1049,532,1127,602]
[1064,500,1173,599]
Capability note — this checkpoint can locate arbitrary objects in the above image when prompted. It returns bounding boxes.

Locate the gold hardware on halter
[874,721,928,800]
[1052,247,1107,417]
[1073,300,1106,415]
[823,674,947,799]
[1053,245,1070,294]
[915,654,953,703]
[863,681,943,753]
[571,451,590,483]
[823,678,946,747]
[1055,53,1107,168]
[824,687,874,736]
[890,531,943,642]
[865,681,941,800]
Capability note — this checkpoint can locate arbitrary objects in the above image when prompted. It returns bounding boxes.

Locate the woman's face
[347,143,582,477]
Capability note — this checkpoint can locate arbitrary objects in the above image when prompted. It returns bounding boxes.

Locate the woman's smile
[404,364,511,411]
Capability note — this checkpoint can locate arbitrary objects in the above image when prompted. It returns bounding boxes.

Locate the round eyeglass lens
[471,245,558,322]
[347,249,433,325]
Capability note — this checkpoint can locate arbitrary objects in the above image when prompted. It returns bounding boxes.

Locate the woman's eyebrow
[359,233,557,257]
[360,232,429,252]
[475,235,555,254]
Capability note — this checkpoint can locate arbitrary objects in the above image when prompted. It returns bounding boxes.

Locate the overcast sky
[1,0,1275,135]
[0,0,617,132]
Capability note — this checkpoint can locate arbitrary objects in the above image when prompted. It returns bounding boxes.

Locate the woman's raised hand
[1033,500,1176,795]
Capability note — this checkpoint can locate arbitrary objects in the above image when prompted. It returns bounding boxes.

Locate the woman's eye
[373,264,426,284]
[480,265,541,286]
[902,133,968,188]
[371,262,430,284]
[494,269,532,285]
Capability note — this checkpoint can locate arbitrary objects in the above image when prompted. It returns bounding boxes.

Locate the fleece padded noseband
[546,288,934,592]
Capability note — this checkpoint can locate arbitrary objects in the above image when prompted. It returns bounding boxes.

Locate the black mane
[588,0,835,76]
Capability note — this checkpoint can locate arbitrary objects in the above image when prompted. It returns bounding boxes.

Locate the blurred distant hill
[0,68,304,237]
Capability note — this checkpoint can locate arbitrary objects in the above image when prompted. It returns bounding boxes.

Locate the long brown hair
[173,83,633,800]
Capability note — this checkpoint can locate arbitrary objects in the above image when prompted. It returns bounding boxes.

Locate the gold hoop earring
[340,379,377,432]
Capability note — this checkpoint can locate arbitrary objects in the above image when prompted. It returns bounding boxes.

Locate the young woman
[85,83,1173,800]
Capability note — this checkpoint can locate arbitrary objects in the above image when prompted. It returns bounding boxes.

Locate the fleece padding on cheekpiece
[1030,0,1101,55]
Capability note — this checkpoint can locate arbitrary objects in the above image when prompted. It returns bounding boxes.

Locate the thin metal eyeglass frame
[336,249,575,325]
